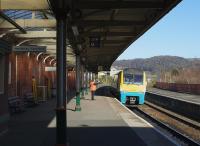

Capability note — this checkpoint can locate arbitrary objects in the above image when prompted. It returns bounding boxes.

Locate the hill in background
[112,56,200,74]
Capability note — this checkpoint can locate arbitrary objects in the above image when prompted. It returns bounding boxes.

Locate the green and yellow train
[117,68,147,105]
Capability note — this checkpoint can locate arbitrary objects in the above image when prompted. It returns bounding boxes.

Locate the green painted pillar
[75,55,81,111]
[81,65,85,99]
[85,71,88,95]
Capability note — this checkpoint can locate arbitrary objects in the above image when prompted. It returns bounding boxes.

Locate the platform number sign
[89,36,101,48]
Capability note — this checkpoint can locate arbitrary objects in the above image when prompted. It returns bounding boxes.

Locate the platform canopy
[0,0,181,71]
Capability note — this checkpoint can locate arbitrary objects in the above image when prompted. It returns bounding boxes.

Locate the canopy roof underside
[0,0,181,71]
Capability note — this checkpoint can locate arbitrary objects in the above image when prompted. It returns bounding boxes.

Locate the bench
[8,96,25,114]
[24,93,37,107]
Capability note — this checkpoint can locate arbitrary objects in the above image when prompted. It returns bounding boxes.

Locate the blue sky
[117,0,200,60]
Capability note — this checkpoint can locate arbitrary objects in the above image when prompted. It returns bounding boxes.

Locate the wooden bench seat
[24,93,37,107]
[8,96,25,114]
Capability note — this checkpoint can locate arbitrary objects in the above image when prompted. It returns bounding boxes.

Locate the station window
[0,55,5,94]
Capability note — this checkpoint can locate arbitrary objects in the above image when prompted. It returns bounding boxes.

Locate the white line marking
[114,98,179,146]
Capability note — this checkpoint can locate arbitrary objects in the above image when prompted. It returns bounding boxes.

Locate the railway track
[144,101,200,130]
[145,90,200,122]
[130,103,200,146]
[106,86,200,145]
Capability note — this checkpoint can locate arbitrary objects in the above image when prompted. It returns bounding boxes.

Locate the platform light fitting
[72,26,79,36]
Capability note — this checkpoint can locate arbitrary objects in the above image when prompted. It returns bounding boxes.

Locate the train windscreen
[124,74,143,84]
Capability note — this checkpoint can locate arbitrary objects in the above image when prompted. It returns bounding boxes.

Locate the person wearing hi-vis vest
[89,79,97,100]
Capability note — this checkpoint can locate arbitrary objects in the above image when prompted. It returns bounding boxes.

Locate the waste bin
[37,86,47,102]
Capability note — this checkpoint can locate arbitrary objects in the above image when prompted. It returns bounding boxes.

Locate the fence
[155,82,200,95]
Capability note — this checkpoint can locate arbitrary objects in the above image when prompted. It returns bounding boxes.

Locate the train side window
[0,55,5,94]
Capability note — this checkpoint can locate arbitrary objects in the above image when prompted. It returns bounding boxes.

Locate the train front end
[119,70,147,105]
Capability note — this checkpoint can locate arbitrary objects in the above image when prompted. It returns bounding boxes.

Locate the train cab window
[134,74,143,84]
[124,74,134,84]
[0,55,5,94]
[124,73,143,84]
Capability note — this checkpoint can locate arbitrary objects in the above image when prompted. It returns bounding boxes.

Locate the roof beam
[77,20,145,27]
[102,40,129,44]
[0,12,26,33]
[15,31,136,39]
[1,1,163,10]
[0,0,49,10]
[87,51,119,57]
[0,19,56,29]
[81,32,136,37]
[0,19,143,29]
[15,31,56,39]
[78,1,164,9]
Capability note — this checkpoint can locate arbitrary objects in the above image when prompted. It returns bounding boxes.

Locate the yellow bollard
[32,77,37,103]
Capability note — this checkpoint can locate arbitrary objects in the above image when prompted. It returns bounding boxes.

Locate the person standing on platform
[89,79,97,100]
[32,76,38,103]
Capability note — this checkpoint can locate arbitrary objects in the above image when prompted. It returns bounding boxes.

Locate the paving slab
[65,92,178,146]
[0,88,178,146]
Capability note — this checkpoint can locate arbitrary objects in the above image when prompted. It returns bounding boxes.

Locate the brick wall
[7,52,57,97]
[1,51,76,134]
[0,54,9,134]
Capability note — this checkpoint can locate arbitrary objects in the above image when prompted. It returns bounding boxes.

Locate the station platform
[0,87,177,146]
[147,87,200,104]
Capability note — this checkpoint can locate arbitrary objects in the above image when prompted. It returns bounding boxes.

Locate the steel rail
[144,101,200,130]
[133,107,200,146]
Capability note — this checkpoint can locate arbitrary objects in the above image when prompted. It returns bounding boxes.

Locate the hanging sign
[13,46,46,52]
[89,36,101,48]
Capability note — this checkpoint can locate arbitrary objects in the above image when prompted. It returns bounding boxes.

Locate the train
[116,68,147,105]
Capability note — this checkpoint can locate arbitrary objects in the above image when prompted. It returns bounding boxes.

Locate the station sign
[89,36,101,48]
[13,46,46,52]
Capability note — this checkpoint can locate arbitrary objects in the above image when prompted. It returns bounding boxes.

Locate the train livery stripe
[120,92,145,104]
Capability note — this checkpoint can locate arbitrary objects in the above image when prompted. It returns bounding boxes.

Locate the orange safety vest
[90,81,96,91]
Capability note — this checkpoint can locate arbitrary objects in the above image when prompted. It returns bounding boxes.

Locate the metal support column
[85,70,88,95]
[75,55,81,111]
[81,65,85,99]
[56,17,67,145]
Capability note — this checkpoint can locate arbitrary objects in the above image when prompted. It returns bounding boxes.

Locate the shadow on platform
[0,90,76,146]
[67,126,147,146]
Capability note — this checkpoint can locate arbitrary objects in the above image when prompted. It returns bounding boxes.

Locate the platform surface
[0,87,178,146]
[147,87,200,104]
[66,93,178,146]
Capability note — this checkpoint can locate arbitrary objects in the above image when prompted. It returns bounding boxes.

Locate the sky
[117,0,200,60]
